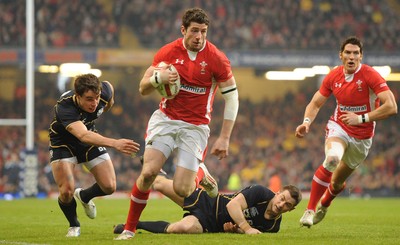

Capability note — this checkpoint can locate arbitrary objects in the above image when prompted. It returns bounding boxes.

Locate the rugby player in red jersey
[115,8,239,240]
[296,36,397,227]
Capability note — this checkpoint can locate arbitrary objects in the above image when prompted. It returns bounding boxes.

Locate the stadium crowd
[1,80,399,198]
[120,0,400,51]
[1,0,400,51]
[0,0,119,48]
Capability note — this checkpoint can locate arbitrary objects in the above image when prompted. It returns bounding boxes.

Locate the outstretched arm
[67,121,140,156]
[295,91,328,138]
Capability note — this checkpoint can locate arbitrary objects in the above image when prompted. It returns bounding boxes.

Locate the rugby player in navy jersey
[114,175,301,235]
[49,73,140,237]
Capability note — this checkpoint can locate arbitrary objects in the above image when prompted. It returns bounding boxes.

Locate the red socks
[307,165,332,211]
[124,183,150,232]
[195,166,205,187]
[321,182,346,207]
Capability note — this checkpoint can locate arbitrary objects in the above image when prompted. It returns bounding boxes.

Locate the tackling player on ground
[295,36,397,227]
[114,175,302,234]
[115,7,239,240]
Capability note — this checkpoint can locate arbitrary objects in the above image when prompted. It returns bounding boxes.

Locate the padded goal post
[0,119,39,198]
[0,0,38,198]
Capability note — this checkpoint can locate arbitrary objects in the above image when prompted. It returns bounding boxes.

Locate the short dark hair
[74,73,101,96]
[182,8,210,30]
[282,185,302,206]
[340,36,363,54]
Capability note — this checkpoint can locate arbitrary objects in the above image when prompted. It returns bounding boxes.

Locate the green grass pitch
[0,196,399,245]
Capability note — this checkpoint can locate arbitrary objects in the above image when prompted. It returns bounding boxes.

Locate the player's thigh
[89,159,116,193]
[167,215,203,234]
[142,148,167,176]
[51,160,75,188]
[51,160,76,201]
[153,176,184,207]
[173,166,197,196]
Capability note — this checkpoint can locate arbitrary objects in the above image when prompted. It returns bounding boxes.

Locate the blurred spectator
[226,164,242,191]
[268,172,282,193]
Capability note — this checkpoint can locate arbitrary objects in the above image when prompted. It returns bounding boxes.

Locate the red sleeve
[212,49,233,83]
[319,69,337,97]
[365,66,390,94]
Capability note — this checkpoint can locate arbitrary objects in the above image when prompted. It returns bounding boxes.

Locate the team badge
[356,80,363,91]
[200,61,207,74]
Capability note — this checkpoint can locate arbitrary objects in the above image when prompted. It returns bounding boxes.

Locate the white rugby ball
[154,62,181,99]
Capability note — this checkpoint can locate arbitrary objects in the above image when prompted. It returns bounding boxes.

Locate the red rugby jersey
[320,64,389,139]
[152,38,233,125]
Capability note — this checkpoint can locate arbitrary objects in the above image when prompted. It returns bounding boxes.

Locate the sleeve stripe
[221,87,237,94]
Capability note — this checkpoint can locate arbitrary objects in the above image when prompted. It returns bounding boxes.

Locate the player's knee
[59,188,74,203]
[322,155,340,172]
[152,176,166,191]
[141,171,158,188]
[173,185,193,198]
[141,169,159,180]
[101,183,116,194]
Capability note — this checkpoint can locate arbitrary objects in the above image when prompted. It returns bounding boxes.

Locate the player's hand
[211,137,229,160]
[159,65,179,85]
[339,111,360,125]
[114,139,140,155]
[244,227,262,234]
[223,222,242,233]
[295,123,309,138]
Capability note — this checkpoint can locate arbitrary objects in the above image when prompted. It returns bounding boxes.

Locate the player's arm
[226,193,261,234]
[139,65,179,96]
[339,90,397,125]
[211,76,239,160]
[295,91,328,138]
[103,81,114,112]
[360,90,397,122]
[66,121,140,155]
[139,66,158,96]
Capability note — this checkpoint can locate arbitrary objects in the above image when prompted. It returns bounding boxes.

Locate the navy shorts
[49,145,108,164]
[183,188,221,232]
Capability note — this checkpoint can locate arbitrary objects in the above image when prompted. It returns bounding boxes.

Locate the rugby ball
[154,62,181,99]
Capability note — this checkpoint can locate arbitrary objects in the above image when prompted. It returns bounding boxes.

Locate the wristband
[362,113,369,123]
[357,113,370,124]
[149,71,161,88]
[303,117,311,124]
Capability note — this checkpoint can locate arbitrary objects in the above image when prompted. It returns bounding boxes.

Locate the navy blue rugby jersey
[49,81,112,146]
[216,184,282,233]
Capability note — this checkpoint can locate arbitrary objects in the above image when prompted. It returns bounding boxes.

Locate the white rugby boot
[313,205,328,225]
[114,230,135,240]
[74,188,97,219]
[199,163,218,198]
[66,226,80,237]
[300,209,315,228]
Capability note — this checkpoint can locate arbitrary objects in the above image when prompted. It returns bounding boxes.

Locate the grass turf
[0,196,399,245]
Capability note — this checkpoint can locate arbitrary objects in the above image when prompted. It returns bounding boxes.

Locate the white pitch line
[0,241,50,245]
